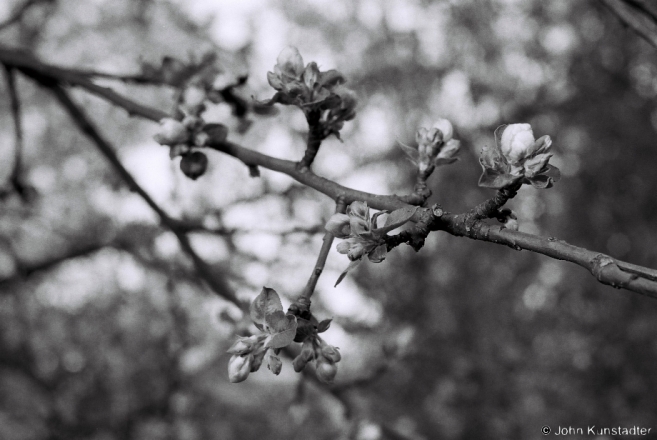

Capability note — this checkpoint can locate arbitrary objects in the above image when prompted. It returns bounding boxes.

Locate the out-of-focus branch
[0,241,108,289]
[1,65,33,200]
[4,46,657,299]
[0,0,53,32]
[46,85,240,307]
[602,0,657,50]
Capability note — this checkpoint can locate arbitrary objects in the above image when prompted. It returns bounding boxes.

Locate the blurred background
[1,0,657,439]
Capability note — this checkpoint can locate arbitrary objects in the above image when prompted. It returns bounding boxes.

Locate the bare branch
[297,200,346,309]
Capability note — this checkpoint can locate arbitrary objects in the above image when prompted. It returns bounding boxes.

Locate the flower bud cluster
[153,116,228,180]
[262,46,357,139]
[325,201,387,263]
[401,118,461,175]
[478,123,560,189]
[226,335,274,383]
[292,336,341,384]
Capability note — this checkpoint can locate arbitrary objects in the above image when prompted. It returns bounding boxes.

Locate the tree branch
[602,0,657,50]
[3,45,657,299]
[433,210,657,299]
[0,0,53,32]
[46,84,240,306]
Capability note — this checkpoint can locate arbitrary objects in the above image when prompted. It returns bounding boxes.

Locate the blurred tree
[1,1,657,439]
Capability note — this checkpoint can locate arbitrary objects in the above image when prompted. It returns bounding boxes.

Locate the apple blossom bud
[154,118,188,146]
[500,123,535,164]
[347,201,369,220]
[228,354,253,383]
[250,348,266,372]
[180,152,208,180]
[315,358,338,383]
[325,213,351,238]
[346,241,367,261]
[438,139,461,160]
[266,351,283,375]
[432,118,453,142]
[293,341,315,372]
[276,46,305,79]
[226,336,257,355]
[183,86,206,108]
[321,344,341,363]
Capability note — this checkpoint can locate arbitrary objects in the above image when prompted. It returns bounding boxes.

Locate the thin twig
[297,200,346,309]
[0,0,52,32]
[2,65,27,198]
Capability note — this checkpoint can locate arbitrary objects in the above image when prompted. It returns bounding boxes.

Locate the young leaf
[398,140,419,165]
[317,318,332,333]
[335,259,362,287]
[250,287,283,327]
[265,311,298,349]
[367,244,387,263]
[377,206,418,234]
[478,169,519,189]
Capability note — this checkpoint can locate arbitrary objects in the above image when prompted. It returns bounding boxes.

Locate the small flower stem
[468,182,522,222]
[297,200,346,311]
[297,110,324,171]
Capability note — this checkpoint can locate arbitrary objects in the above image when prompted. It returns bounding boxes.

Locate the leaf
[478,169,520,189]
[377,206,418,234]
[250,287,283,327]
[317,318,332,333]
[434,157,459,166]
[335,259,362,287]
[526,164,561,189]
[398,140,419,165]
[542,164,561,182]
[367,244,387,263]
[371,210,389,229]
[264,311,298,349]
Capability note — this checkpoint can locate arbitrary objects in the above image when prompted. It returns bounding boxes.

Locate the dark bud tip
[180,151,208,180]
